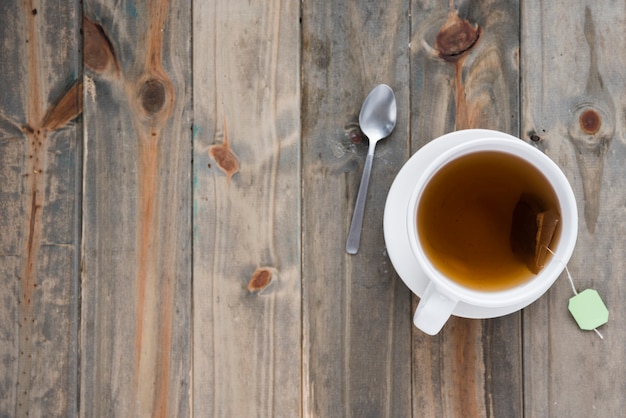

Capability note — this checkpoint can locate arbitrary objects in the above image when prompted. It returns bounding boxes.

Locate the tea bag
[510,193,560,274]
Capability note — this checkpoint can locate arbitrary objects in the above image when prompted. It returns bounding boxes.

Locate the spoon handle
[346,144,376,254]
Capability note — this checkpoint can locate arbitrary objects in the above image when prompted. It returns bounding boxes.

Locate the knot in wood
[247,267,274,293]
[345,129,362,144]
[435,12,481,62]
[83,17,117,73]
[140,79,167,114]
[210,146,238,173]
[579,109,601,135]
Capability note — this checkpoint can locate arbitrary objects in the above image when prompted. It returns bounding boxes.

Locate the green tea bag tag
[547,248,608,339]
[568,289,609,331]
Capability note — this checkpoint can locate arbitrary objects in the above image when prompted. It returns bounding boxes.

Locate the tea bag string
[547,248,604,339]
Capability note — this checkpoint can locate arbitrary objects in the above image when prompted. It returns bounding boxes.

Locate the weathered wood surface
[521,2,626,417]
[1,0,625,417]
[410,1,523,417]
[301,0,413,416]
[0,1,82,417]
[191,0,301,416]
[80,0,192,416]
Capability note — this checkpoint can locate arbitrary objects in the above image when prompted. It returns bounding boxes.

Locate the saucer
[383,129,524,319]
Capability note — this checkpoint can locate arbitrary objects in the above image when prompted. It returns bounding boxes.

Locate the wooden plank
[410,1,522,416]
[191,0,302,416]
[521,2,626,416]
[301,1,413,416]
[0,1,82,416]
[80,1,192,416]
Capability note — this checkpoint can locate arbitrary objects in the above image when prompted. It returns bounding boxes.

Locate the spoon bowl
[359,85,397,142]
[346,84,397,254]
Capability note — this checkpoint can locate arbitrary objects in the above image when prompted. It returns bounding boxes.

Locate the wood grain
[0,1,82,416]
[1,1,626,416]
[191,0,302,416]
[410,1,522,416]
[80,1,191,416]
[521,2,626,416]
[301,1,413,416]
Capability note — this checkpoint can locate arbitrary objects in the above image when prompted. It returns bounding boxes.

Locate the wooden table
[1,1,624,416]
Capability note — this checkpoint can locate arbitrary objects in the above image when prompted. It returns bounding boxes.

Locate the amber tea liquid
[417,151,561,291]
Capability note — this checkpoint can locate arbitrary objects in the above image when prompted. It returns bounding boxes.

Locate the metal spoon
[346,84,397,254]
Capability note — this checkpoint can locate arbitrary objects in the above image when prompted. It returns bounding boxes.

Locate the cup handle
[413,282,458,335]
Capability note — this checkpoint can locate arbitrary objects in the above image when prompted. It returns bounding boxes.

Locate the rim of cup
[406,136,578,308]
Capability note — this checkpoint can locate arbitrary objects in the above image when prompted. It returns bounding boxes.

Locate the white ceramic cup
[405,134,578,335]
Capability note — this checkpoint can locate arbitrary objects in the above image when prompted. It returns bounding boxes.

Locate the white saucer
[383,129,523,318]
